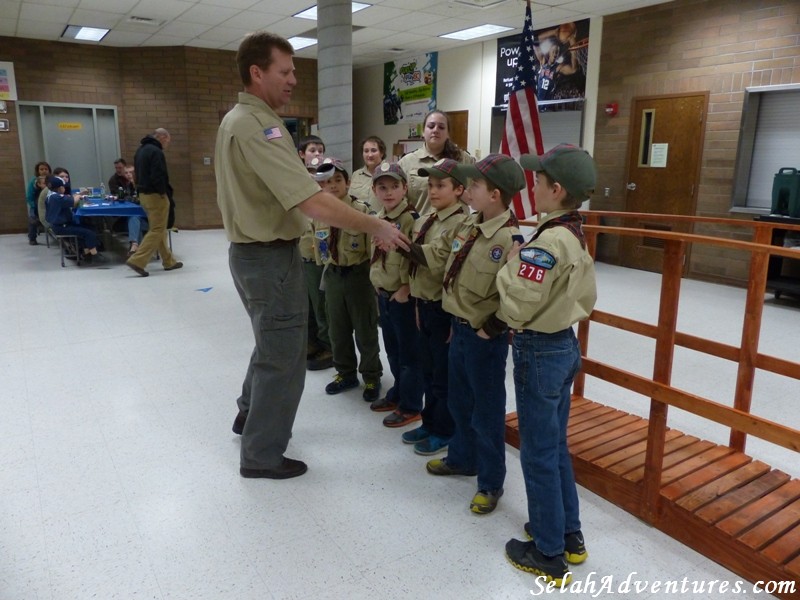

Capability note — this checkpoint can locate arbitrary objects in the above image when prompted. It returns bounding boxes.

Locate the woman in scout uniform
[398,111,474,215]
[349,136,386,207]
[499,144,597,587]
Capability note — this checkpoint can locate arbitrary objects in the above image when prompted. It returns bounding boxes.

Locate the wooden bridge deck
[505,398,800,597]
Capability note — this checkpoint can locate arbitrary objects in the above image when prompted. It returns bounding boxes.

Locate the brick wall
[0,37,317,233]
[591,0,800,283]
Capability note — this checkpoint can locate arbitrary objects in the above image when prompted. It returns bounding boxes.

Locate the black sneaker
[325,374,359,395]
[362,381,381,402]
[524,523,588,564]
[505,538,572,586]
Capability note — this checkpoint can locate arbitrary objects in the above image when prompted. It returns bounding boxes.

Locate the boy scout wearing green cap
[406,153,525,516]
[368,162,425,427]
[313,158,383,401]
[402,158,468,455]
[500,144,597,586]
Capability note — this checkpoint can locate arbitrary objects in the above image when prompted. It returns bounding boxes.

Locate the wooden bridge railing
[512,210,800,593]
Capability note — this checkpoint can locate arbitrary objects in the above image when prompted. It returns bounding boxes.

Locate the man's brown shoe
[240,457,307,480]
[126,261,149,277]
[164,261,183,271]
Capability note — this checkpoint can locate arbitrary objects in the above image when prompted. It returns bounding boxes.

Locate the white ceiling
[0,0,673,67]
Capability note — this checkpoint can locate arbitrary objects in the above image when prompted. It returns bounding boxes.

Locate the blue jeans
[378,292,423,412]
[127,216,148,244]
[513,327,582,557]
[229,242,308,470]
[416,299,454,437]
[445,319,508,492]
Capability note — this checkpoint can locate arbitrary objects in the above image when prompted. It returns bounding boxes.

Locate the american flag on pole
[500,0,544,219]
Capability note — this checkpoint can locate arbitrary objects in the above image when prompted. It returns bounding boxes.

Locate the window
[731,84,800,213]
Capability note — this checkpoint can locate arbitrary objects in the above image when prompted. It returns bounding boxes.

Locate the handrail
[552,210,799,487]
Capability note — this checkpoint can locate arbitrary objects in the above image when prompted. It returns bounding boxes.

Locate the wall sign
[0,62,18,101]
[383,52,438,125]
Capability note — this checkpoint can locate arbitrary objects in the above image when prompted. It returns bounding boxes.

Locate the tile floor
[2,229,797,600]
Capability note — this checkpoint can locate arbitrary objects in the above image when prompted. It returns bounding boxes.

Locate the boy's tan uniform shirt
[423,208,521,329]
[408,203,467,301]
[312,195,372,266]
[369,198,418,292]
[497,209,597,333]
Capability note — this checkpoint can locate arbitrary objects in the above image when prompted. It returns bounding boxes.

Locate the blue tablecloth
[74,201,146,219]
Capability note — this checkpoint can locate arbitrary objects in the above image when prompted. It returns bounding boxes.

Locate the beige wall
[0,38,317,233]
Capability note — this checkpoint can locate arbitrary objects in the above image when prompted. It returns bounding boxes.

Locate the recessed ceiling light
[294,2,370,20]
[61,25,110,42]
[440,24,513,41]
[289,36,318,50]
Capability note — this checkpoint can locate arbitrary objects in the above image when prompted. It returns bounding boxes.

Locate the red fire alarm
[605,102,619,117]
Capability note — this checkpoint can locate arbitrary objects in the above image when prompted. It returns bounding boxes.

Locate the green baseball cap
[418,158,468,187]
[372,161,407,183]
[453,153,525,197]
[520,144,596,201]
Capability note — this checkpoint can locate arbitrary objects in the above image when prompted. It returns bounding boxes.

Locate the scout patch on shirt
[315,230,329,240]
[518,247,556,284]
[263,127,283,141]
[489,245,504,262]
[451,236,465,252]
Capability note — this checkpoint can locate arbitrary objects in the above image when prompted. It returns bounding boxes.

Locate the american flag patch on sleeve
[263,127,282,141]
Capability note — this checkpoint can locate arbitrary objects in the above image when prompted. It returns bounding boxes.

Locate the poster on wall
[383,52,438,127]
[0,62,18,101]
[495,18,589,109]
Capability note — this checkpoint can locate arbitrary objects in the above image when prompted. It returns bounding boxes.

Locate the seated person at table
[45,176,104,262]
[109,159,148,255]
[108,158,135,199]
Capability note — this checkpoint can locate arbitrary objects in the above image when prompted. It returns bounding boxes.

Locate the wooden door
[446,110,469,154]
[621,93,708,273]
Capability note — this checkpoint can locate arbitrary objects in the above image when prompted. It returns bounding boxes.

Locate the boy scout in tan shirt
[501,144,597,587]
[405,154,525,517]
[367,162,424,428]
[403,158,468,456]
[312,158,383,402]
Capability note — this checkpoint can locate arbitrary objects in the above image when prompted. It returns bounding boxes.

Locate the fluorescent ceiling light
[61,25,109,42]
[294,2,370,20]
[440,24,513,41]
[289,36,318,50]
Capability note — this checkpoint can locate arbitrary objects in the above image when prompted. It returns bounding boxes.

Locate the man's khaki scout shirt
[497,209,597,333]
[215,92,320,243]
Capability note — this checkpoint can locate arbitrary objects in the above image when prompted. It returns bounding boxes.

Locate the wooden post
[729,225,771,452]
[574,212,599,397]
[641,239,685,522]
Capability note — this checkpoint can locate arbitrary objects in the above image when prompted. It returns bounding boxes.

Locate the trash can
[770,167,800,217]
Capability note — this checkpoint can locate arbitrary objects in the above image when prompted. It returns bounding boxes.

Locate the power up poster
[383,52,438,126]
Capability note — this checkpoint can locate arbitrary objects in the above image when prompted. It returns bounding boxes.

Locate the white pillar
[317,0,353,170]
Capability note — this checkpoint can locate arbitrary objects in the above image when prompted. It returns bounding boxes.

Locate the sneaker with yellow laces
[470,488,504,514]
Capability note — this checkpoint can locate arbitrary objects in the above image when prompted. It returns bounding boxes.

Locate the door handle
[626,182,637,191]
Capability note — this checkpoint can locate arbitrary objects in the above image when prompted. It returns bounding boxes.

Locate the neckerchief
[531,210,586,249]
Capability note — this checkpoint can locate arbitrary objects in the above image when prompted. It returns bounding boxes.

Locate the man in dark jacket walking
[127,128,183,277]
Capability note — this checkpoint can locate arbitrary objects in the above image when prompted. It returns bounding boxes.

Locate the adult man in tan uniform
[216,32,407,480]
